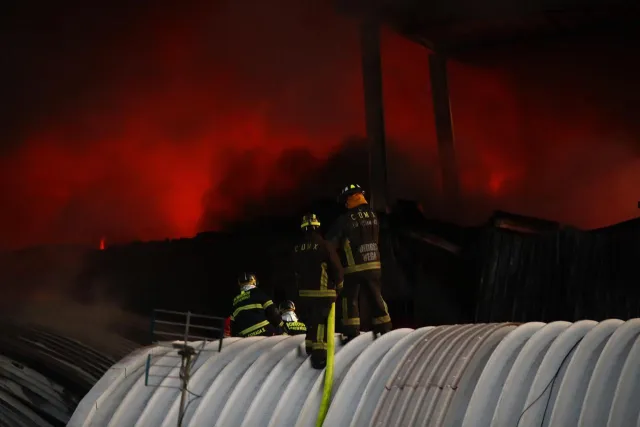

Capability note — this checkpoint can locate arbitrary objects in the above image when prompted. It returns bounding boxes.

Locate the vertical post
[360,18,389,211]
[178,311,192,427]
[428,53,460,217]
[183,311,191,343]
[177,347,195,427]
[178,352,189,427]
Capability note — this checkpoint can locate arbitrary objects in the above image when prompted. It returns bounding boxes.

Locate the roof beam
[360,18,389,211]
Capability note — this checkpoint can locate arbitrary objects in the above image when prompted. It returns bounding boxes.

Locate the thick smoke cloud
[199,135,441,230]
[0,245,148,349]
[447,38,640,227]
[0,0,364,250]
[0,1,639,251]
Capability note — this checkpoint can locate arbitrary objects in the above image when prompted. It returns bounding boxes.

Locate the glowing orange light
[99,237,105,250]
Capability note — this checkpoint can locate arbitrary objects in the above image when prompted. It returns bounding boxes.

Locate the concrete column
[360,19,389,211]
[428,53,460,216]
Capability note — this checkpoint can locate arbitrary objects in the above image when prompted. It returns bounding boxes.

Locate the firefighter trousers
[336,269,391,338]
[299,296,334,369]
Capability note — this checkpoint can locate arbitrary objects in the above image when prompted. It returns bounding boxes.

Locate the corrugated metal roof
[0,390,54,427]
[0,321,140,426]
[68,319,640,426]
[0,355,69,427]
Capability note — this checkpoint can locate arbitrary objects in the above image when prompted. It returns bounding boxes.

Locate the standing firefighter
[279,300,307,335]
[327,184,392,342]
[292,213,343,369]
[230,273,284,337]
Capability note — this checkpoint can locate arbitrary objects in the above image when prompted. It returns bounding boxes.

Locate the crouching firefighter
[292,213,344,369]
[230,273,284,337]
[327,184,392,343]
[279,300,307,335]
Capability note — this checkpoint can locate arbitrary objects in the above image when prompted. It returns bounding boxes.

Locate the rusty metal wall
[473,216,640,323]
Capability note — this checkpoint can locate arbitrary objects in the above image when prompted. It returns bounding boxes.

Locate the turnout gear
[230,273,283,337]
[301,213,321,230]
[327,187,392,339]
[292,214,344,369]
[280,301,307,335]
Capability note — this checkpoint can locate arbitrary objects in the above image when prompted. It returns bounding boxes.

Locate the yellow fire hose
[315,302,335,427]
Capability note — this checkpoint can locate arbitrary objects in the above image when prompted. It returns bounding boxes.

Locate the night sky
[1,0,639,251]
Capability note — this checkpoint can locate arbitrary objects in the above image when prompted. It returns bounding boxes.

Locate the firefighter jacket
[292,231,344,299]
[230,286,282,337]
[283,320,307,335]
[281,311,307,335]
[326,202,381,275]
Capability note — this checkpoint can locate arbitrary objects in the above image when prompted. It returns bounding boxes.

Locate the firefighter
[279,300,307,335]
[230,272,284,337]
[292,213,343,369]
[326,184,392,342]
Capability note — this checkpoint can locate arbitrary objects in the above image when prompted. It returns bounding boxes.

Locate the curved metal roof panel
[0,321,140,426]
[0,389,54,427]
[0,323,138,393]
[0,355,70,421]
[68,319,640,426]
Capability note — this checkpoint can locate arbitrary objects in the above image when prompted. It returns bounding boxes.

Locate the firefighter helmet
[238,272,258,286]
[338,184,365,203]
[300,213,321,230]
[279,300,295,313]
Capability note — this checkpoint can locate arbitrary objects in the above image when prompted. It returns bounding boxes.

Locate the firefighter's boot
[311,356,327,370]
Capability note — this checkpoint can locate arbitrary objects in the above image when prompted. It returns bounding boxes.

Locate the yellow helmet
[238,272,258,287]
[300,213,321,230]
[338,184,364,203]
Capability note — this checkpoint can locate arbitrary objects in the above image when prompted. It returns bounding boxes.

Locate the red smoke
[0,1,638,250]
